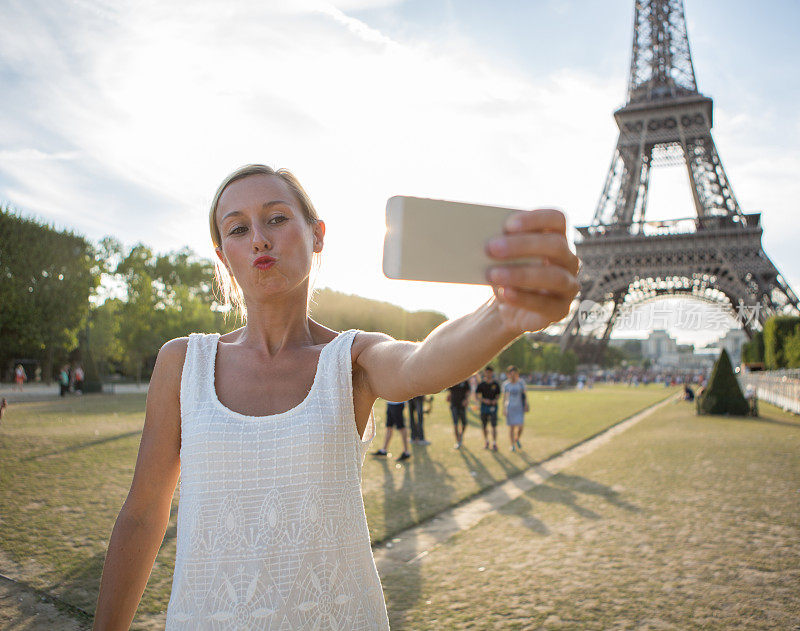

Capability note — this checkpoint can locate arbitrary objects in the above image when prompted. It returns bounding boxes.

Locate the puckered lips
[253,255,277,270]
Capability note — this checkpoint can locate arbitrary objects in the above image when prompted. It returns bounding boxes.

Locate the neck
[238,282,319,356]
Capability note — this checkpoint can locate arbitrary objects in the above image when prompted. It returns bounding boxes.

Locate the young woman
[92,164,580,630]
[502,365,529,451]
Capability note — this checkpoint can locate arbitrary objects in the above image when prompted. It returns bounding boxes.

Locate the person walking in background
[14,364,27,391]
[373,400,411,460]
[502,365,528,451]
[58,365,70,397]
[467,371,480,416]
[476,366,501,451]
[407,395,429,445]
[447,379,470,449]
[74,364,85,395]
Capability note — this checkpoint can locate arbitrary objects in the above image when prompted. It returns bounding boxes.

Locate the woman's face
[214,174,324,302]
[509,370,518,382]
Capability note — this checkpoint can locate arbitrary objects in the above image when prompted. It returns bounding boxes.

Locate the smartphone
[382,195,542,285]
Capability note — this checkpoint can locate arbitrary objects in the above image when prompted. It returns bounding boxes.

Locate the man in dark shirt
[447,379,470,448]
[476,366,501,451]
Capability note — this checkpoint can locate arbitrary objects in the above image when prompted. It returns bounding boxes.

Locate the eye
[229,225,247,235]
[269,215,287,224]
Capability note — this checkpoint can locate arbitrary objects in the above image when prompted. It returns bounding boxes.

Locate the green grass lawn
[0,383,675,625]
[362,384,677,543]
[380,400,800,630]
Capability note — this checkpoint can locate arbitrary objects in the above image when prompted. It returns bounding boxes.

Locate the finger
[486,232,579,273]
[501,287,573,322]
[487,264,580,299]
[504,208,566,235]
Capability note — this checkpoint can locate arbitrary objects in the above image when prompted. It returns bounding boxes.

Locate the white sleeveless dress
[165,329,390,630]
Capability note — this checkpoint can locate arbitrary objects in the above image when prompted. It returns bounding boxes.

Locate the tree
[785,327,800,369]
[620,339,643,361]
[763,316,800,369]
[696,349,749,416]
[497,337,534,373]
[0,206,99,380]
[741,330,764,364]
[86,298,124,378]
[309,287,447,341]
[559,349,578,375]
[108,243,222,382]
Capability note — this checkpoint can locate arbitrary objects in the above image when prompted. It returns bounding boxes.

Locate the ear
[215,247,230,271]
[312,219,326,253]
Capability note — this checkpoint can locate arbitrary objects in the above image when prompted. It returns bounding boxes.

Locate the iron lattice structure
[560,0,800,361]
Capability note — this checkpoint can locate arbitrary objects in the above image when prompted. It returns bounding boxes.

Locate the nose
[250,223,272,252]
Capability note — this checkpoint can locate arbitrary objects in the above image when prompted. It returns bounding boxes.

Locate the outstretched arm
[355,208,580,403]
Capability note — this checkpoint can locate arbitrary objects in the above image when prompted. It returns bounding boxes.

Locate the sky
[2,0,798,348]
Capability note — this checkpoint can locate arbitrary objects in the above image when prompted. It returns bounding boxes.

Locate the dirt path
[0,574,90,631]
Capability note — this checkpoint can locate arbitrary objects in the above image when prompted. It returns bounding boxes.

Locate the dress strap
[332,329,376,460]
[180,333,217,420]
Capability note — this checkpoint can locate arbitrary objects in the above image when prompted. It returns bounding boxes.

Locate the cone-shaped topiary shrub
[696,349,749,415]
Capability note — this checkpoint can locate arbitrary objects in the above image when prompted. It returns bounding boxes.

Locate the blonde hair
[209,164,322,321]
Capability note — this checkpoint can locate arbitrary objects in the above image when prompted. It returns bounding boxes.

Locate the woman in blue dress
[502,365,529,451]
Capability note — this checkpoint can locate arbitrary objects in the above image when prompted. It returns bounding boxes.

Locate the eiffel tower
[559,0,800,360]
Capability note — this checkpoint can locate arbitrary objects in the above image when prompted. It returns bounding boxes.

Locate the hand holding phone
[381,195,581,334]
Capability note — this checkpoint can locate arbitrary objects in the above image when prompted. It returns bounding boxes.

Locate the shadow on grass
[374,417,459,629]
[697,412,800,429]
[526,482,602,520]
[22,430,143,462]
[456,444,497,487]
[373,454,418,629]
[496,494,550,535]
[515,445,537,467]
[549,472,640,513]
[489,447,524,478]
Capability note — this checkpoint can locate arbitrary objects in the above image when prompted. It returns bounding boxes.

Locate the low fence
[739,369,800,415]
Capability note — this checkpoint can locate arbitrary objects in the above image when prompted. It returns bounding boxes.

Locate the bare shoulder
[349,331,395,402]
[156,337,189,375]
[148,338,191,398]
[350,330,395,363]
[349,330,423,404]
[159,336,189,359]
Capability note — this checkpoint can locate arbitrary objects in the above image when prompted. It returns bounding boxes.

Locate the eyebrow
[220,201,292,222]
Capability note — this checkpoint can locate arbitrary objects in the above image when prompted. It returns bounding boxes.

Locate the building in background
[702,328,749,369]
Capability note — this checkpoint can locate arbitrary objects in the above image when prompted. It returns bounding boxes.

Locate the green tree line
[2,206,593,384]
[494,337,579,376]
[1,206,99,381]
[1,207,457,383]
[742,316,800,369]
